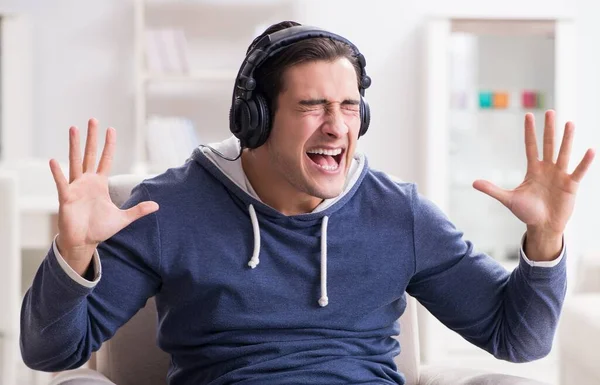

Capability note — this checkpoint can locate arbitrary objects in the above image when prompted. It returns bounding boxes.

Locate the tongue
[308,153,337,168]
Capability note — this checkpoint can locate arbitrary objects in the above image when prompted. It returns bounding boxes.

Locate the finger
[524,113,539,166]
[473,179,512,207]
[122,201,160,225]
[571,148,596,183]
[69,126,82,183]
[97,127,116,176]
[49,158,68,200]
[543,110,555,162]
[556,121,575,171]
[82,118,99,173]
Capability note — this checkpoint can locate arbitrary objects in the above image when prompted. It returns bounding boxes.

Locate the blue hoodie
[20,137,566,384]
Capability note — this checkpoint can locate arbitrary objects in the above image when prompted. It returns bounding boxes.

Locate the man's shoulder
[363,168,416,197]
[139,159,214,200]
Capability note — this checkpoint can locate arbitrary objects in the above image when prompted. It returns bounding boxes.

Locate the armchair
[558,255,600,384]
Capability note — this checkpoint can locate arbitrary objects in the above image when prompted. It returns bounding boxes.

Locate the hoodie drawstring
[318,216,329,307]
[246,204,330,307]
[247,204,261,269]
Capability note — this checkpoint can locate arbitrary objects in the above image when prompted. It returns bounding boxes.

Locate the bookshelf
[420,17,577,365]
[424,17,576,266]
[132,0,297,174]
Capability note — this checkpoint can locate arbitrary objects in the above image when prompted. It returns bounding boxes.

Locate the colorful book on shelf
[478,91,492,108]
[145,28,190,74]
[492,92,509,109]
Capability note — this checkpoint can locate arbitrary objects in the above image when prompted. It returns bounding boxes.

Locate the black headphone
[229,25,372,149]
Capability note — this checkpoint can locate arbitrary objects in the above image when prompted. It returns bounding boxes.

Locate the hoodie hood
[190,136,368,307]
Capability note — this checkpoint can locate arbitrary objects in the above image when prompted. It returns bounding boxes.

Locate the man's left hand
[472,110,595,261]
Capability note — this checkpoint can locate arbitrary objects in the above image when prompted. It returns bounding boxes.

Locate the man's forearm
[524,226,563,262]
[21,246,96,371]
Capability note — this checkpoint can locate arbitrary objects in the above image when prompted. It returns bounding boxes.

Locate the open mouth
[306,148,345,172]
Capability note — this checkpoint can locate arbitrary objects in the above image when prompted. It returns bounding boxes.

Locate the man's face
[263,58,361,199]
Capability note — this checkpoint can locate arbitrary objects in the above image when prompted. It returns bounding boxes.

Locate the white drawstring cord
[318,216,329,307]
[247,204,329,307]
[247,204,261,268]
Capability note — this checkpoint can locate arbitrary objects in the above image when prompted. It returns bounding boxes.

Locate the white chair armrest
[419,365,550,385]
[48,368,114,384]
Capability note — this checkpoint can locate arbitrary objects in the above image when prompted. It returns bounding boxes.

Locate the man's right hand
[50,118,159,277]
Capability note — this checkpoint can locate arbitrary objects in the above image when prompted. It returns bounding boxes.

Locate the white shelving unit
[0,12,33,385]
[132,0,297,174]
[420,17,577,372]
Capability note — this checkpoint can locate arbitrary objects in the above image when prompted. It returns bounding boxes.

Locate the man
[20,21,595,385]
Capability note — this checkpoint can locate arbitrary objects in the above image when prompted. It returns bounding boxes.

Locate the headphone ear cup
[229,101,242,138]
[245,93,271,149]
[230,98,253,145]
[359,96,370,137]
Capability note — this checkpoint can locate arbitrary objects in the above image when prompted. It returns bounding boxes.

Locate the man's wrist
[524,226,563,262]
[56,235,97,277]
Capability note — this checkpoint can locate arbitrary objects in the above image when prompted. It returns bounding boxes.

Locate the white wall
[2,0,598,253]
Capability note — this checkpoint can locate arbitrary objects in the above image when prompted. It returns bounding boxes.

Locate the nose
[321,107,348,139]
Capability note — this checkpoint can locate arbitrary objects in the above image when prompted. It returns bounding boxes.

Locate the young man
[20,21,595,385]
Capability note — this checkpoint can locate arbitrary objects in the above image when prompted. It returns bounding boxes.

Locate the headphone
[229,25,372,149]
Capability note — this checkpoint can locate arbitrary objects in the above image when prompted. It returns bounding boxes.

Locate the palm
[473,110,594,236]
[50,119,158,257]
[58,174,128,249]
[508,165,575,233]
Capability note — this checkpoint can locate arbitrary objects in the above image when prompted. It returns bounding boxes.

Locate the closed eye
[298,98,360,108]
[342,105,360,112]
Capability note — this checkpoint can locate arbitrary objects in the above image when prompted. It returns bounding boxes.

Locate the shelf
[452,19,555,38]
[19,196,58,215]
[143,69,236,83]
[143,0,292,7]
[142,0,294,21]
[133,0,298,174]
[141,0,295,38]
[450,107,548,113]
[143,70,235,97]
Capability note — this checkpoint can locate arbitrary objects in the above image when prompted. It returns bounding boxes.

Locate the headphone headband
[233,25,371,102]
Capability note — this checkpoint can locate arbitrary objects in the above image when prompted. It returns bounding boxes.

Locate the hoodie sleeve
[405,186,566,363]
[20,183,162,371]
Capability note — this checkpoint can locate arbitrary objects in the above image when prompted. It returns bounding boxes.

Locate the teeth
[306,148,343,156]
[316,163,339,171]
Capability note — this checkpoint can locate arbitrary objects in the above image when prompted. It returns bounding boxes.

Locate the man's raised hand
[50,118,159,276]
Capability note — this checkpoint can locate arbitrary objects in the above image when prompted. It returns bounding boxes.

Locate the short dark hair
[246,21,363,116]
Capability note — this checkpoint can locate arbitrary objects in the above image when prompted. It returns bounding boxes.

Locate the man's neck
[241,150,322,216]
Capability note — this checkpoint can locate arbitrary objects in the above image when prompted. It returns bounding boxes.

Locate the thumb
[122,201,160,225]
[472,179,512,207]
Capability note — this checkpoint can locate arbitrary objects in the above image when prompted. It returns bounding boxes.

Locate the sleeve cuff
[520,232,565,268]
[52,234,102,288]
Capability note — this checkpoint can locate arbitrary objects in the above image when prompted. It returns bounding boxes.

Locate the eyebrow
[298,98,360,106]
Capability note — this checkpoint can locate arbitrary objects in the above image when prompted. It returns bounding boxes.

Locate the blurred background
[0,0,598,384]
